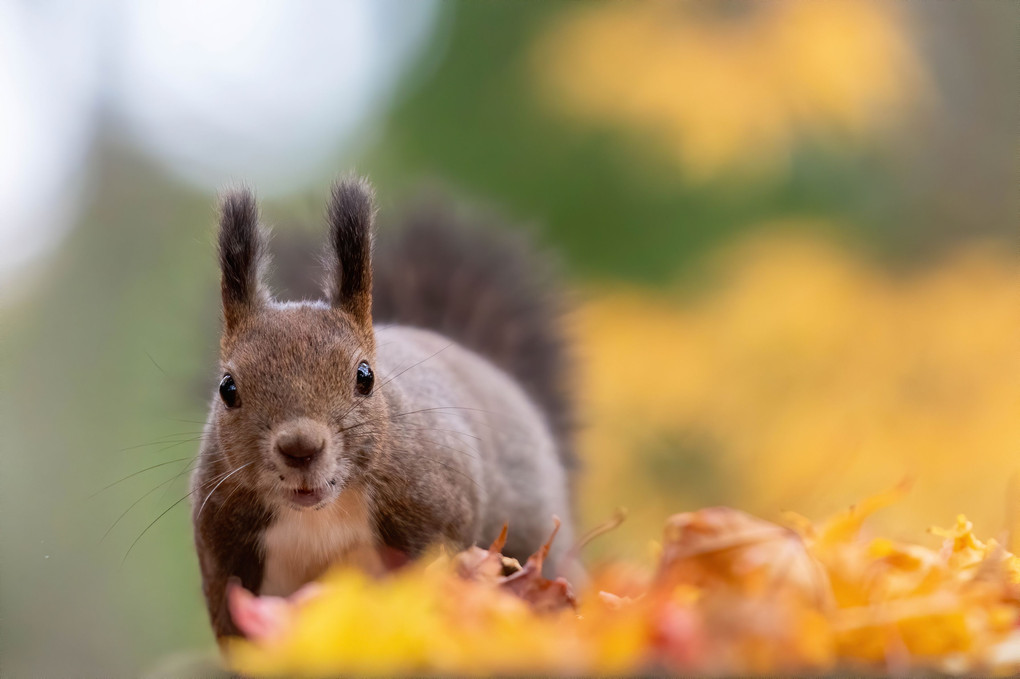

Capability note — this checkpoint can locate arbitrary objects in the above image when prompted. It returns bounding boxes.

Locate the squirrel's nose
[275,430,325,467]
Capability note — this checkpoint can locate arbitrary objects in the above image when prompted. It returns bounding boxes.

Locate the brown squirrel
[190,176,575,641]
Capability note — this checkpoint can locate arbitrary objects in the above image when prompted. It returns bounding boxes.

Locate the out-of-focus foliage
[576,233,1020,557]
[534,1,925,180]
[225,492,1020,676]
[383,1,1014,280]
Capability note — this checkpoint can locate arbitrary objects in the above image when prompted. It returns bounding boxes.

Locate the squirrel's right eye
[219,374,240,408]
[355,361,374,396]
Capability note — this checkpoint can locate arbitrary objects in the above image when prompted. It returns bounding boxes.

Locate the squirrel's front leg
[368,453,482,560]
[195,531,262,641]
[192,476,271,642]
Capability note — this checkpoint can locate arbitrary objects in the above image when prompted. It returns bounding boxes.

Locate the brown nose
[275,429,325,468]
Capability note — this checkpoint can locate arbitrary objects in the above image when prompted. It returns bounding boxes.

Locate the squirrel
[190,176,576,641]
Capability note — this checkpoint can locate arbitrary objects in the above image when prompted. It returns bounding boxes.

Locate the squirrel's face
[214,304,384,511]
[209,178,379,512]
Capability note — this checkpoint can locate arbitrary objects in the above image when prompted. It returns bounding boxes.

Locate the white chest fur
[260,489,379,597]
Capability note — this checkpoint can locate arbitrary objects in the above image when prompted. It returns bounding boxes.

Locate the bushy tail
[372,195,576,476]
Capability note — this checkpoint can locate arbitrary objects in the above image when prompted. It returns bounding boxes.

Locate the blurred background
[0,1,1017,676]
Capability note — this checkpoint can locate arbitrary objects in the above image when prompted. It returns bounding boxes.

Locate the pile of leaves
[226,489,1020,676]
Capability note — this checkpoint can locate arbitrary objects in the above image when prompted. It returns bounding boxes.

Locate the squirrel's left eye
[355,361,374,396]
[219,374,240,408]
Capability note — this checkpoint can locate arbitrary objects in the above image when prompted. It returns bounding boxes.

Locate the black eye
[219,374,240,408]
[355,361,374,396]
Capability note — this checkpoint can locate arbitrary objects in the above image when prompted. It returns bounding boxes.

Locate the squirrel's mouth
[287,486,328,509]
[278,476,340,510]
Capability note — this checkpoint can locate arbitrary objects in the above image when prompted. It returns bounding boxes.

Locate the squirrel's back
[371,197,576,478]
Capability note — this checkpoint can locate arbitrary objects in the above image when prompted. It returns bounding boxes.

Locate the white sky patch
[0,0,441,287]
[112,0,440,193]
[0,1,103,278]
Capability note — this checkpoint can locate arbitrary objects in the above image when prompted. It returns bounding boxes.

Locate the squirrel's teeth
[288,486,325,508]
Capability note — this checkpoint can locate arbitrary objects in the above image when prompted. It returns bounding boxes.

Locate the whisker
[402,437,481,462]
[333,343,453,425]
[155,457,202,506]
[101,474,180,544]
[375,343,453,394]
[196,461,255,521]
[354,428,481,461]
[397,425,481,442]
[143,350,168,376]
[394,405,503,417]
[103,455,221,545]
[152,437,208,456]
[347,421,483,444]
[342,406,516,438]
[121,462,251,566]
[390,407,519,437]
[214,478,245,517]
[116,440,192,453]
[408,452,483,492]
[116,432,207,453]
[89,456,194,499]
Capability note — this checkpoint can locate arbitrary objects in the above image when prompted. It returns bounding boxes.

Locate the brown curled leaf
[500,517,578,612]
[454,523,515,583]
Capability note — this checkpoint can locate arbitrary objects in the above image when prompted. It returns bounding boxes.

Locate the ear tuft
[324,175,375,324]
[218,187,270,331]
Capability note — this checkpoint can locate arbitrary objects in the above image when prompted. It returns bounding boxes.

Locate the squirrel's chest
[260,488,380,597]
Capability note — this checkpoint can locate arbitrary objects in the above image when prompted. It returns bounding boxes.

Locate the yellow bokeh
[575,232,1020,556]
[228,559,646,677]
[534,0,927,179]
[229,499,1020,676]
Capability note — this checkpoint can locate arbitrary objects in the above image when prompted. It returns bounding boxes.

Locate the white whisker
[197,461,254,520]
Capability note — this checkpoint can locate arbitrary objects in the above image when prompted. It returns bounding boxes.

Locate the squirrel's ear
[218,188,271,332]
[324,175,375,325]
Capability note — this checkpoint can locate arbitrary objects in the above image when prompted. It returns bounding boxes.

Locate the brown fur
[191,177,574,642]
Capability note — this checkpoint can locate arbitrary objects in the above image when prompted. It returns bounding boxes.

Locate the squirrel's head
[211,176,386,512]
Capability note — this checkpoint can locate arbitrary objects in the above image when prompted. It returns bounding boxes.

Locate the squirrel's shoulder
[372,324,545,423]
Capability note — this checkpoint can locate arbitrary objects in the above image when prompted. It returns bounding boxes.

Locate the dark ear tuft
[324,175,375,324]
[218,188,270,331]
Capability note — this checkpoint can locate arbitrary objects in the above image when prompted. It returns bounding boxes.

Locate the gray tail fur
[371,195,576,476]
